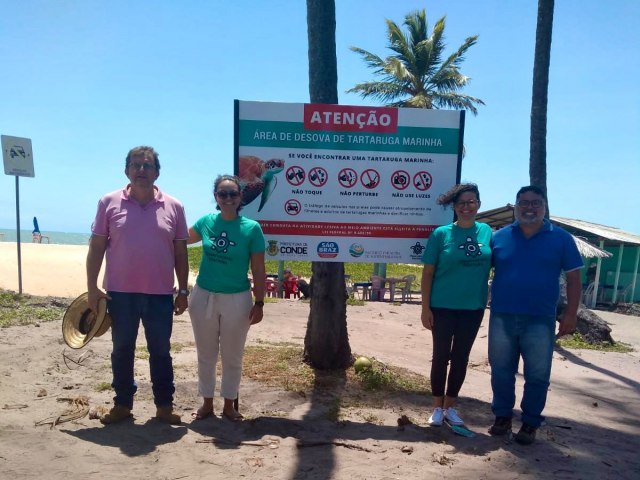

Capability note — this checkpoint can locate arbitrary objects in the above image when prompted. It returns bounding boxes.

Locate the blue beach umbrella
[32,216,40,235]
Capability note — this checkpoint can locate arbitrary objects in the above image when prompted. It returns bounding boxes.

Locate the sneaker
[100,405,132,425]
[428,407,444,426]
[156,406,181,425]
[489,416,512,436]
[515,423,537,445]
[444,407,464,426]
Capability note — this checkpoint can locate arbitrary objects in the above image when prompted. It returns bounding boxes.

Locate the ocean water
[0,228,91,245]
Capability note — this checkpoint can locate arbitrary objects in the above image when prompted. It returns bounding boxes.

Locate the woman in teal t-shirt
[187,175,266,421]
[420,183,492,427]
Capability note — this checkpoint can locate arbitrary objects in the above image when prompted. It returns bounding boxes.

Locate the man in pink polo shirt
[87,146,189,425]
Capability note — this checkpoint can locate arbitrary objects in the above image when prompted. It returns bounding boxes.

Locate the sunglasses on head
[216,190,240,199]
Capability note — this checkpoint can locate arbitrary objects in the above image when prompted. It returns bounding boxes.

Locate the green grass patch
[135,345,150,359]
[354,357,428,392]
[557,332,634,353]
[242,344,430,414]
[347,296,365,306]
[95,382,112,392]
[187,246,423,287]
[0,290,67,328]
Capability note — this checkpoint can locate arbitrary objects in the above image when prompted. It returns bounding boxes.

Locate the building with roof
[477,205,640,306]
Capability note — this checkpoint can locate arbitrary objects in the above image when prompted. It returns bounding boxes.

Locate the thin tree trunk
[529,0,554,213]
[304,0,351,369]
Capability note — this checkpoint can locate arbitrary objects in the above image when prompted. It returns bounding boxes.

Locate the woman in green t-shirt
[420,183,492,427]
[187,175,266,422]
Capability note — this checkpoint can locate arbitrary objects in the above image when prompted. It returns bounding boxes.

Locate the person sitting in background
[283,268,293,281]
[282,268,299,298]
[297,278,311,299]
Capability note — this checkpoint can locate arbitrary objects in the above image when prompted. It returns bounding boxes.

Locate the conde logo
[266,240,278,256]
[317,241,339,259]
[303,104,398,134]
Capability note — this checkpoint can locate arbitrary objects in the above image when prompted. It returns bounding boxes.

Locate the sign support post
[15,176,23,294]
[2,135,35,295]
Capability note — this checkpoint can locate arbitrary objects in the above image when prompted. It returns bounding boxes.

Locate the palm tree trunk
[529,0,554,211]
[304,0,351,369]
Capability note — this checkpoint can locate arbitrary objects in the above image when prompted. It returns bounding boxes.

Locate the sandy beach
[1,243,639,479]
[0,242,101,297]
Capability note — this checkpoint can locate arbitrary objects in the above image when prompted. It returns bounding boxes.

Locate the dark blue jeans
[488,311,556,427]
[107,292,175,409]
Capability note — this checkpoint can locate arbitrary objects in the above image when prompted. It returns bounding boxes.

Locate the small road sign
[2,135,34,177]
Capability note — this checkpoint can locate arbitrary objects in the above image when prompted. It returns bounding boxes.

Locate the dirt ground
[1,297,639,480]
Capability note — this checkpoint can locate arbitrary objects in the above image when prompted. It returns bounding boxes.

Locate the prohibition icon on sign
[391,170,410,190]
[361,169,380,189]
[338,168,358,188]
[309,167,328,187]
[284,199,302,216]
[413,171,433,191]
[286,166,305,186]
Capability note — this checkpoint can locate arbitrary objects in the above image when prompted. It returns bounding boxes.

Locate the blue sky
[1,0,639,235]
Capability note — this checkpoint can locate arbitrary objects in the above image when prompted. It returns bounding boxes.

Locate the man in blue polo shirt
[488,186,582,445]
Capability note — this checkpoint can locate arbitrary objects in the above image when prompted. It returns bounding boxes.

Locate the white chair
[344,275,354,297]
[617,284,634,304]
[394,274,416,302]
[582,282,595,307]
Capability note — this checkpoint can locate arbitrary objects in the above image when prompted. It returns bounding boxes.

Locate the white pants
[188,285,253,399]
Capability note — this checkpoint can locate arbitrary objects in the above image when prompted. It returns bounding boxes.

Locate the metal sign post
[2,135,35,295]
[15,176,22,293]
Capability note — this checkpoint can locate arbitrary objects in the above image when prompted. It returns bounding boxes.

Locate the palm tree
[304,0,352,370]
[348,9,484,114]
[529,0,554,207]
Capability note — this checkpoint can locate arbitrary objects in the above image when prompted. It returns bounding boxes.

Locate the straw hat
[62,292,112,349]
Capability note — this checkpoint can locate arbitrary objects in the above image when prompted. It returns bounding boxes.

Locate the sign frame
[234,100,464,264]
[2,135,35,177]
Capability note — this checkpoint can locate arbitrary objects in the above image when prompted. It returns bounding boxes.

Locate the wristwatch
[254,300,264,307]
[177,289,190,296]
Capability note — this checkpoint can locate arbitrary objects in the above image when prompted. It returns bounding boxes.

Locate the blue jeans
[488,311,556,427]
[107,292,175,409]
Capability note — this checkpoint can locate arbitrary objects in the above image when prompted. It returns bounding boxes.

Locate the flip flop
[222,410,244,422]
[191,409,214,420]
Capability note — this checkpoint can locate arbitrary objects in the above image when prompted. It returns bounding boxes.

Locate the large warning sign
[235,101,463,263]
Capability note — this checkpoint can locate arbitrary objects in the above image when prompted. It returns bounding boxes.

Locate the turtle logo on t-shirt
[210,231,236,254]
[458,236,483,258]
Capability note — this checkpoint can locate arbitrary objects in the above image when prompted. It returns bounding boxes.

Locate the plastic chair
[370,275,387,301]
[582,282,596,307]
[394,274,416,302]
[617,284,633,304]
[344,275,354,297]
[31,216,50,243]
[32,233,50,243]
[283,276,300,299]
[265,278,279,298]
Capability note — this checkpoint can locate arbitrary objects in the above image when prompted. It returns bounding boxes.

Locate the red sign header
[303,104,398,133]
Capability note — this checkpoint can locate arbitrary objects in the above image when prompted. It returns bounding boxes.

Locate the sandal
[222,410,244,422]
[191,408,214,421]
